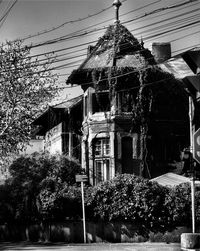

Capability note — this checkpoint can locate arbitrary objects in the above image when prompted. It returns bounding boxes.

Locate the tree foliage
[2,160,200,237]
[85,174,200,236]
[164,182,200,227]
[3,153,82,223]
[85,174,170,235]
[0,41,58,157]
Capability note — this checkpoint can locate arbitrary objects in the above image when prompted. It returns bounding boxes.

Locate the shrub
[38,184,82,221]
[85,174,170,235]
[164,182,200,227]
[0,152,82,223]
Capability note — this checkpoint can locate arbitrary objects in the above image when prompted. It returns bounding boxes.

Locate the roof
[33,95,83,126]
[82,24,155,69]
[159,55,195,79]
[157,48,200,96]
[52,95,83,110]
[67,23,155,86]
[151,172,200,187]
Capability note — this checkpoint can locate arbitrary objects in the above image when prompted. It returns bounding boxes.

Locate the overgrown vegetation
[85,174,200,237]
[0,41,58,159]
[0,153,82,224]
[0,156,199,239]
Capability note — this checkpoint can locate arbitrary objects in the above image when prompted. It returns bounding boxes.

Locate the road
[0,242,181,251]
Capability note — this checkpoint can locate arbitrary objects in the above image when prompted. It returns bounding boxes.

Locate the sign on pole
[193,128,200,164]
[75,174,88,243]
[75,174,88,183]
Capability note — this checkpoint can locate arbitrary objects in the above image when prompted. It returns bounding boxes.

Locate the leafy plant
[1,153,82,223]
[0,41,58,158]
[85,174,170,236]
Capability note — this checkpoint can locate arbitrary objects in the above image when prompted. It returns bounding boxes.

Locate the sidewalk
[0,242,181,251]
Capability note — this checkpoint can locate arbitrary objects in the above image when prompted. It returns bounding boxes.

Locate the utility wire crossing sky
[0,0,199,99]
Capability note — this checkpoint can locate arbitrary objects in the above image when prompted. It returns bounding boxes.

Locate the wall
[0,222,196,243]
[21,138,44,155]
[44,123,62,154]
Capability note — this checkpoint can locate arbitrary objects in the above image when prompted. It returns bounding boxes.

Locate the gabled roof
[67,23,155,86]
[81,23,154,69]
[33,95,83,126]
[52,95,83,110]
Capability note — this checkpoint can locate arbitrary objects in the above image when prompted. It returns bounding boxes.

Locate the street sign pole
[191,175,195,233]
[81,181,86,244]
[75,174,88,243]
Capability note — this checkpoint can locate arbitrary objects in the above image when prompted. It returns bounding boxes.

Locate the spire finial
[113,0,122,24]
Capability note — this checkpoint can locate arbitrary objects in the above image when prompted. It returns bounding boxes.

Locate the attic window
[92,92,110,113]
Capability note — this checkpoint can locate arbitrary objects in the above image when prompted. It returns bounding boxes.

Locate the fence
[0,221,195,243]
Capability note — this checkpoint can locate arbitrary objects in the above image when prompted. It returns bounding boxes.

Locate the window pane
[95,160,110,184]
[96,160,103,183]
[103,139,110,156]
[104,159,110,181]
[94,140,101,156]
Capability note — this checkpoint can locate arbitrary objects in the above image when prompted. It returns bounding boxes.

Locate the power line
[26,0,199,50]
[9,0,128,43]
[17,0,199,62]
[0,0,198,79]
[0,30,198,78]
[0,0,18,28]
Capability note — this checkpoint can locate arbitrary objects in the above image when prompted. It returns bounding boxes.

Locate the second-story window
[92,92,110,113]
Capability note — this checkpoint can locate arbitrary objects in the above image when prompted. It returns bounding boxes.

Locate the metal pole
[189,96,195,233]
[191,176,195,233]
[81,181,86,243]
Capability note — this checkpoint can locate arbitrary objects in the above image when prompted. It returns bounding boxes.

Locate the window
[92,92,110,113]
[95,159,110,183]
[84,95,88,117]
[119,91,134,112]
[94,138,110,157]
[94,138,110,184]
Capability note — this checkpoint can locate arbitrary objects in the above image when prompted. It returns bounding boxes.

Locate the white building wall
[44,123,63,154]
[22,138,44,154]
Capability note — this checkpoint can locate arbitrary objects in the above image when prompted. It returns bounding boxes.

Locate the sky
[0,0,199,101]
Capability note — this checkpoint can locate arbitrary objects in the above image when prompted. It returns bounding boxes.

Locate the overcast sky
[0,0,199,100]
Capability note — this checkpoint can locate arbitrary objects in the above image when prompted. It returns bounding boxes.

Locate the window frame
[93,138,110,184]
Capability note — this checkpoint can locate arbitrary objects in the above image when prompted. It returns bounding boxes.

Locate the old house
[33,0,199,186]
[66,0,191,185]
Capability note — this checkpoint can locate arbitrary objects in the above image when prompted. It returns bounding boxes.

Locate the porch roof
[151,172,200,187]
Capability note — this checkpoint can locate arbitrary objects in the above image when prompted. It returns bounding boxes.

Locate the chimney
[152,42,171,63]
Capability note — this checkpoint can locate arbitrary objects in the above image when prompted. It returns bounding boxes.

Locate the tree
[4,153,83,223]
[0,41,58,157]
[37,154,83,221]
